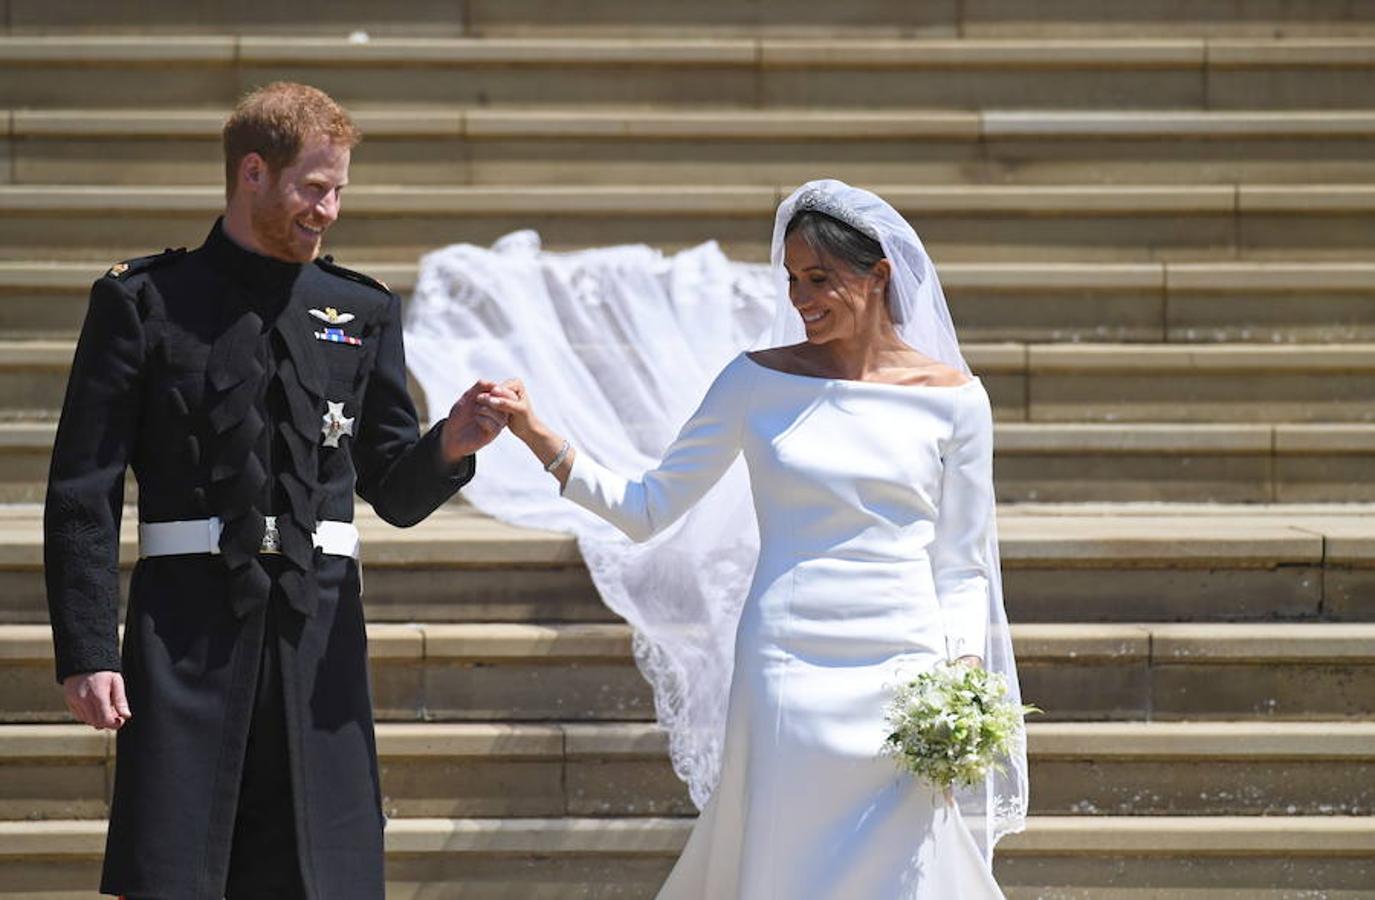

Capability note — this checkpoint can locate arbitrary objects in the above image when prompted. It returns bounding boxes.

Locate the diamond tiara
[791,187,881,242]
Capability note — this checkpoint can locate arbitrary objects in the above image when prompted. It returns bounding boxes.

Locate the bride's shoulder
[888,351,972,388]
[710,348,770,390]
[743,344,805,373]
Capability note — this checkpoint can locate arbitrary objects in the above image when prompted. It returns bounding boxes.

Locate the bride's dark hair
[784,209,885,274]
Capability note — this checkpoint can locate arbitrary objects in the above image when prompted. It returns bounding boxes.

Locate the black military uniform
[44,219,474,899]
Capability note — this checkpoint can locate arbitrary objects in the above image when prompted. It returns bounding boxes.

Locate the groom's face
[246,133,351,263]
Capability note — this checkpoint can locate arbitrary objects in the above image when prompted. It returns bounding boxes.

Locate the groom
[45,82,505,899]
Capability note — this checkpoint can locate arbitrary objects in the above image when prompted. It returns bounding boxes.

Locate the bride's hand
[481,379,535,439]
[954,655,984,669]
[480,379,577,481]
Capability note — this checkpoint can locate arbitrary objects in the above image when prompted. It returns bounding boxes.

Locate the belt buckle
[260,516,282,555]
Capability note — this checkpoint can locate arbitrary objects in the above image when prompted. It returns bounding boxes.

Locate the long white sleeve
[930,383,996,661]
[561,355,753,542]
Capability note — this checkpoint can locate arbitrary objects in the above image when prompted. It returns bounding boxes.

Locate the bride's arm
[929,384,996,666]
[482,357,751,542]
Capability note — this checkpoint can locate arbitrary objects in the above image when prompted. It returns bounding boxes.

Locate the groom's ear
[237,152,269,196]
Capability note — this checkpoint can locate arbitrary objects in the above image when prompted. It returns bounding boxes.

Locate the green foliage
[882,662,1039,789]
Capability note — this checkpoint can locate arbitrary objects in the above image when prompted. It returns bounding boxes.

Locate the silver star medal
[321,401,355,448]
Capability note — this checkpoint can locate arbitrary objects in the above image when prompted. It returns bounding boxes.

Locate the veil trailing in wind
[403,180,1027,860]
[404,230,775,815]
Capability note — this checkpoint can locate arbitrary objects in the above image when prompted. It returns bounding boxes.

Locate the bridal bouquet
[882,662,1038,789]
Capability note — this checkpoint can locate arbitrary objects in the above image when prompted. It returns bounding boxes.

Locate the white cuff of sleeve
[941,587,989,661]
[559,448,594,503]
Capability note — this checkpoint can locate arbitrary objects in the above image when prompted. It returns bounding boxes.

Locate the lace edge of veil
[579,539,723,813]
[630,630,720,811]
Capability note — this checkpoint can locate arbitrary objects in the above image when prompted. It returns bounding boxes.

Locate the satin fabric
[563,354,1005,899]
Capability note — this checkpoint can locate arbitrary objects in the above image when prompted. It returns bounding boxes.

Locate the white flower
[881,662,1038,790]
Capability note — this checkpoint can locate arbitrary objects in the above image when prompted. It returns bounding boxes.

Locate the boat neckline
[742,352,980,391]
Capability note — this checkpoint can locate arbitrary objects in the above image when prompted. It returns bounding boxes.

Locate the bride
[480,180,1024,899]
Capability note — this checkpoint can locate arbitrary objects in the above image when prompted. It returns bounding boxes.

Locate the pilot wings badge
[309,306,356,325]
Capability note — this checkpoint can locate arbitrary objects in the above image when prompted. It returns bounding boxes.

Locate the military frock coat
[44,220,474,899]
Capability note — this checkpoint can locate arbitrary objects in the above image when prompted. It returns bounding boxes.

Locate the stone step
[9,108,1375,187]
[2,503,1371,625]
[4,720,1373,821]
[995,816,1375,899]
[3,417,1375,503]
[9,259,1375,344]
[6,337,1375,423]
[5,622,1375,723]
[2,36,1374,111]
[961,2,1375,40]
[4,183,1375,263]
[1003,502,1375,518]
[8,0,1373,39]
[996,422,1375,503]
[1,815,1371,898]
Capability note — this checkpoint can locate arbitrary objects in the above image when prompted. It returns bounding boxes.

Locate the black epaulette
[103,247,187,281]
[315,254,392,295]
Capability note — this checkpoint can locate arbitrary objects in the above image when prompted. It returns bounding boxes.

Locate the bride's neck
[811,324,914,381]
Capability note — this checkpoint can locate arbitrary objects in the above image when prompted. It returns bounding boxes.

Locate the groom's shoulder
[99,246,189,288]
[313,255,394,297]
[311,254,397,317]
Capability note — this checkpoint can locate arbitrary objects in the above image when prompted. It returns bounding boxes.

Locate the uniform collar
[201,217,305,303]
[200,217,328,397]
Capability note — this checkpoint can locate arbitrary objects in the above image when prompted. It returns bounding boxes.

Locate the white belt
[138,516,360,559]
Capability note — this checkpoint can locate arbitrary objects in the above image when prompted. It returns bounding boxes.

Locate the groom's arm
[46,273,145,682]
[352,292,475,527]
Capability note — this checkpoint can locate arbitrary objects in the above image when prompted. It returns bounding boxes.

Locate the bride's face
[783,232,888,345]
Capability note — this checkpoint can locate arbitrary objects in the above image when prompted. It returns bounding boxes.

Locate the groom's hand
[440,379,509,465]
[63,671,131,731]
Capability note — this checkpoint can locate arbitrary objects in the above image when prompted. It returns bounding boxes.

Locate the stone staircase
[2,2,1374,898]
[1,506,1375,896]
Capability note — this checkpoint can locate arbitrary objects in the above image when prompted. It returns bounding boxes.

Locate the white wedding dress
[562,352,1006,900]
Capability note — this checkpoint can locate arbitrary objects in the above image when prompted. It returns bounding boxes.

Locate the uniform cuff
[55,641,122,684]
[426,420,476,487]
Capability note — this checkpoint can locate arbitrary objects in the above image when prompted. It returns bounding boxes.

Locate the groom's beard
[250,183,325,263]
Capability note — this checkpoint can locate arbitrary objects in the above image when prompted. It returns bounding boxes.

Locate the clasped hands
[438,378,525,466]
[438,377,540,468]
